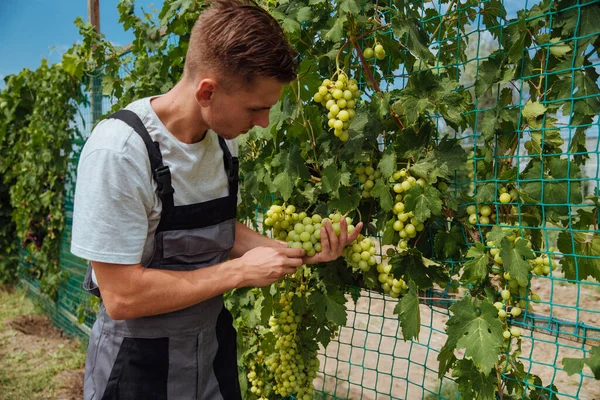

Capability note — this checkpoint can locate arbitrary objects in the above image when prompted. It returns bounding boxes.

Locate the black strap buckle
[154,165,174,197]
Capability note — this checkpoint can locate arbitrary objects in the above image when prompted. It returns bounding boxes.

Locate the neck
[151,81,209,144]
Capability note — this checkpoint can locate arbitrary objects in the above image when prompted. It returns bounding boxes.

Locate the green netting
[17,0,600,398]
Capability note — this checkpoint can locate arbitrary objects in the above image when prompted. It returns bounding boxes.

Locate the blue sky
[0,0,159,88]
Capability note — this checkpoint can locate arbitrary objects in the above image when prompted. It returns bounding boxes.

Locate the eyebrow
[249,106,272,111]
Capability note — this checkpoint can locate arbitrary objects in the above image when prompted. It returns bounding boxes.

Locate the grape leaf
[525,116,564,156]
[324,16,345,42]
[391,15,435,63]
[504,16,528,62]
[394,280,420,341]
[444,296,504,373]
[321,163,342,193]
[462,243,489,285]
[281,18,300,34]
[309,290,347,326]
[569,125,590,165]
[521,158,582,219]
[481,110,498,141]
[260,286,274,323]
[475,52,505,97]
[339,0,359,14]
[370,91,391,119]
[475,183,496,204]
[452,359,498,400]
[482,0,505,39]
[271,145,310,180]
[500,237,535,287]
[378,148,396,179]
[557,231,600,282]
[408,142,467,185]
[563,345,600,380]
[348,109,369,135]
[382,219,397,245]
[371,178,394,211]
[437,137,468,177]
[403,184,442,222]
[522,100,547,122]
[328,186,361,214]
[295,6,313,22]
[390,248,448,289]
[434,225,464,259]
[549,38,571,58]
[487,225,507,244]
[272,172,293,200]
[553,71,600,125]
[315,326,333,348]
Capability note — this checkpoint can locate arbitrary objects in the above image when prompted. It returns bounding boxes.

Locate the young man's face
[199,76,285,140]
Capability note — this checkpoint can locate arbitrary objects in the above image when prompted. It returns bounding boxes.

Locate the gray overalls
[82,110,242,400]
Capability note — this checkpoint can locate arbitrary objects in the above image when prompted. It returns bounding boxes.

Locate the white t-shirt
[70,96,239,268]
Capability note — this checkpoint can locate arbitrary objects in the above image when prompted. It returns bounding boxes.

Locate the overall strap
[217,136,239,197]
[108,110,175,212]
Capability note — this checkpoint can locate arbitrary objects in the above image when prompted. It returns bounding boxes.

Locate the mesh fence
[17,0,600,398]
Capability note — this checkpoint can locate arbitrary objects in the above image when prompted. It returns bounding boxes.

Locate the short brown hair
[184,0,298,87]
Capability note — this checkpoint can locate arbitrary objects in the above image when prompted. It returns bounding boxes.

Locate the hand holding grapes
[302,217,363,264]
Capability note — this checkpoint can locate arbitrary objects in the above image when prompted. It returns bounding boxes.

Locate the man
[71,1,363,399]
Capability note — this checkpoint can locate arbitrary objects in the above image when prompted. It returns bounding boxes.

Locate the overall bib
[82,110,242,400]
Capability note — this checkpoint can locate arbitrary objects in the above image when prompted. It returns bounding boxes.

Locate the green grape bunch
[312,72,361,142]
[265,270,321,400]
[376,262,408,298]
[264,204,357,257]
[343,234,377,272]
[362,41,386,60]
[355,163,381,199]
[390,168,426,250]
[466,204,495,226]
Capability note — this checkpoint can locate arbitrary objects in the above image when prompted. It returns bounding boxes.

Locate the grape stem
[431,0,457,40]
[291,79,320,172]
[496,367,504,400]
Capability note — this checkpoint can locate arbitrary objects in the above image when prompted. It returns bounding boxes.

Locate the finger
[338,217,348,252]
[280,247,306,258]
[326,220,340,253]
[281,266,299,275]
[320,224,331,254]
[274,240,289,247]
[347,221,363,242]
[285,257,305,267]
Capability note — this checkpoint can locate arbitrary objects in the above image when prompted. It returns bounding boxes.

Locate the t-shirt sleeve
[70,137,154,264]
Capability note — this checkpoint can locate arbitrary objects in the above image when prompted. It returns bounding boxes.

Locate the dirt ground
[0,287,85,400]
[313,275,600,400]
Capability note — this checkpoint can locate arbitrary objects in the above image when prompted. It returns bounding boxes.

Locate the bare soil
[0,287,85,400]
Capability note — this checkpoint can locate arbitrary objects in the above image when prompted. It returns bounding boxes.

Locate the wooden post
[88,0,102,125]
[88,0,100,32]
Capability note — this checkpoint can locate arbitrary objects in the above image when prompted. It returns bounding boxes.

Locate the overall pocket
[151,219,235,270]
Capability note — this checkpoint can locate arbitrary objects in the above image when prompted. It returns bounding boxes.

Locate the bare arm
[93,245,305,320]
[230,222,286,258]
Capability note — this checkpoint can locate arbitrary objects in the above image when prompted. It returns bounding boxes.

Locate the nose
[253,110,270,128]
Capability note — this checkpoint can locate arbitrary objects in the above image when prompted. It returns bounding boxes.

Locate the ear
[194,78,217,106]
